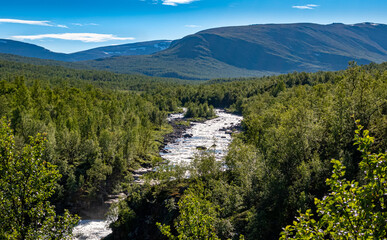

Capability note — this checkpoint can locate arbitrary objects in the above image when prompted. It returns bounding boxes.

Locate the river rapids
[72,109,242,239]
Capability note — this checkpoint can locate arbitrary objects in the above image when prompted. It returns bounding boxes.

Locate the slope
[0,39,171,61]
[0,39,69,61]
[83,23,387,79]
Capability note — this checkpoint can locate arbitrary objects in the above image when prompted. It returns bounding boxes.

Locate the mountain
[70,40,171,61]
[0,39,69,61]
[0,39,172,61]
[0,53,90,69]
[83,23,387,79]
[2,23,386,80]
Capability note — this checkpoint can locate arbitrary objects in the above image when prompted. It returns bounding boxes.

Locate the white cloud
[72,23,99,27]
[0,18,70,28]
[185,24,201,28]
[162,0,197,6]
[12,33,135,43]
[0,18,52,26]
[292,4,319,9]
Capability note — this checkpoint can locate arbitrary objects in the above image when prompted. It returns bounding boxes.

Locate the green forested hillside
[0,58,191,90]
[109,62,387,239]
[0,53,90,69]
[82,54,274,80]
[0,60,185,216]
[0,60,386,239]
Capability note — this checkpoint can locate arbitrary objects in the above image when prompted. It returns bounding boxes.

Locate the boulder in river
[183,133,193,138]
[196,146,207,150]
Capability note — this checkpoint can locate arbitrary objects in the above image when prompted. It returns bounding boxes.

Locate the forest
[0,60,386,239]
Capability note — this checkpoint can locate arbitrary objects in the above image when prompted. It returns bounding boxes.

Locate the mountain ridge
[0,39,172,62]
[83,22,387,79]
[1,22,386,80]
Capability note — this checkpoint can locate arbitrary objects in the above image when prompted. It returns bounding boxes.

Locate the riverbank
[72,109,243,239]
[106,109,244,239]
[160,120,192,152]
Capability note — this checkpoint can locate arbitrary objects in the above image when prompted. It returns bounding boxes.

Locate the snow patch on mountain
[129,47,146,51]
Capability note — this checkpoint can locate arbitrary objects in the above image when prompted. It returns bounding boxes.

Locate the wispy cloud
[292,4,319,9]
[12,33,135,43]
[0,18,69,28]
[0,18,52,26]
[185,24,201,28]
[162,0,197,6]
[72,23,99,27]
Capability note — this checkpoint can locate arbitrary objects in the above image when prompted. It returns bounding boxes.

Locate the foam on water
[72,220,112,240]
[161,109,243,165]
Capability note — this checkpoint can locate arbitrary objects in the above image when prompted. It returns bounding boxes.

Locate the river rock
[196,146,207,150]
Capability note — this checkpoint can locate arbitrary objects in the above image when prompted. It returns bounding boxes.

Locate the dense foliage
[0,59,191,91]
[0,119,79,239]
[184,102,216,119]
[157,182,221,240]
[110,62,387,240]
[1,58,386,239]
[281,122,387,239]
[0,72,181,211]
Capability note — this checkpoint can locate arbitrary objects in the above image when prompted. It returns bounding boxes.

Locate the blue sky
[0,0,386,53]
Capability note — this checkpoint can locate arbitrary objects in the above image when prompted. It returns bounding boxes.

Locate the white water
[161,109,243,164]
[72,109,242,239]
[72,220,112,240]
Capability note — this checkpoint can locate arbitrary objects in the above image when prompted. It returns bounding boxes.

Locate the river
[161,109,243,164]
[72,220,112,240]
[72,109,242,239]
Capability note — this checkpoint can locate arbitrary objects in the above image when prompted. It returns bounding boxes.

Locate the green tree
[157,183,221,240]
[157,182,245,240]
[0,118,79,239]
[280,121,387,239]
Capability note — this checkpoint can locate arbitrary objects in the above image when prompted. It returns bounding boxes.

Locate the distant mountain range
[0,39,171,61]
[1,22,386,80]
